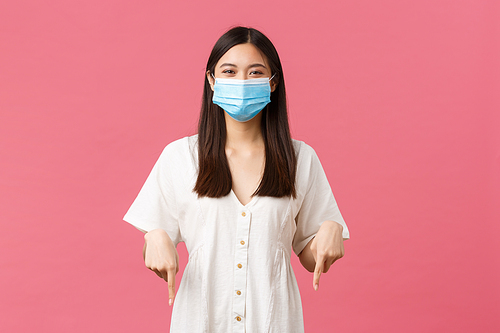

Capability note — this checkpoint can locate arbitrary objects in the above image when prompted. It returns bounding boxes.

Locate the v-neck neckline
[230,189,259,209]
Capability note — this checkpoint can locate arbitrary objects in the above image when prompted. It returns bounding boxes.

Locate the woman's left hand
[310,221,345,290]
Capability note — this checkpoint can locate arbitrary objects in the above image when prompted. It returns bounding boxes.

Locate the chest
[226,150,265,206]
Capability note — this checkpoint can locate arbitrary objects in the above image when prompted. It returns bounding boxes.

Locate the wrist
[144,228,167,240]
[323,220,343,231]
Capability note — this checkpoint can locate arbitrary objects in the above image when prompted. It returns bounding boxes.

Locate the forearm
[298,237,317,272]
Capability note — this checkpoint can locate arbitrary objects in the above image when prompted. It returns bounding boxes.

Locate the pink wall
[1,1,499,332]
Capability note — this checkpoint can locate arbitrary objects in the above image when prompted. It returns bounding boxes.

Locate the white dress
[124,135,350,333]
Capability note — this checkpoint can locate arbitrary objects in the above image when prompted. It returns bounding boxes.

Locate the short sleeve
[123,146,182,246]
[292,143,349,256]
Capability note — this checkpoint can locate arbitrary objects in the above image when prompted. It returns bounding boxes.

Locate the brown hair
[194,26,297,198]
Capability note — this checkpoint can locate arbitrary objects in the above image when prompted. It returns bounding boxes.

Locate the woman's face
[207,43,277,92]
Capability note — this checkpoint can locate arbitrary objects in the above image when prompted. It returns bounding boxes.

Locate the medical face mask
[212,74,275,122]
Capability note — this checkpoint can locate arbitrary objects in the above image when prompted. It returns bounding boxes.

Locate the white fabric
[124,135,349,332]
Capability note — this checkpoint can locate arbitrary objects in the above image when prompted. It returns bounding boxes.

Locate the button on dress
[124,135,350,332]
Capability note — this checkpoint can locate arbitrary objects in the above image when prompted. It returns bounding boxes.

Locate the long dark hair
[194,26,297,198]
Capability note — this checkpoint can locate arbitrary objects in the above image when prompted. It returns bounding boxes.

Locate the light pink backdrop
[1,1,499,332]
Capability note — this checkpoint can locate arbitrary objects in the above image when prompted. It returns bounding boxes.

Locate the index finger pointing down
[168,269,175,306]
[313,260,323,291]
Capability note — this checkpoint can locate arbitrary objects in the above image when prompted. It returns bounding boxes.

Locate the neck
[224,112,264,149]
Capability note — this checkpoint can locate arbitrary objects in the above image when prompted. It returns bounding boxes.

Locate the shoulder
[292,139,326,189]
[161,135,197,155]
[158,135,198,166]
[292,139,319,164]
[162,135,192,152]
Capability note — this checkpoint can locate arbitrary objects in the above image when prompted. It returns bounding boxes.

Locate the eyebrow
[219,63,267,69]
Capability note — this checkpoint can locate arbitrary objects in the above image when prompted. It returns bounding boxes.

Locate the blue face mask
[212,74,275,122]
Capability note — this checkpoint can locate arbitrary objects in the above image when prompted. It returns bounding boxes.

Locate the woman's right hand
[143,228,179,306]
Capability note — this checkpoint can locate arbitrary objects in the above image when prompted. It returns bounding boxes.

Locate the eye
[222,69,235,74]
[250,70,264,75]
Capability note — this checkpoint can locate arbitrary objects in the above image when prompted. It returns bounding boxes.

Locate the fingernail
[169,298,173,306]
[314,284,318,291]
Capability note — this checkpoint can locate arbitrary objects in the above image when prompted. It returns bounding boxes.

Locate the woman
[124,26,350,332]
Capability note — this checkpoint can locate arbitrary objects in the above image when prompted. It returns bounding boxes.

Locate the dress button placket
[232,209,251,332]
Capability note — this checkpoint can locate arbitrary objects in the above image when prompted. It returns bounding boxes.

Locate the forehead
[216,43,269,67]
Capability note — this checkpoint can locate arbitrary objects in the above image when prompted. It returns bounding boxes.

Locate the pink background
[1,1,499,332]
